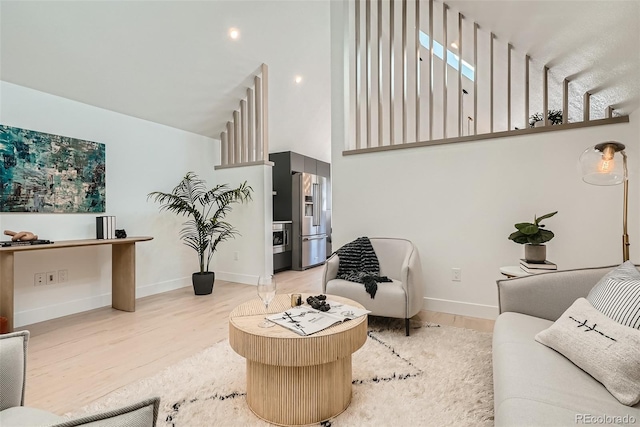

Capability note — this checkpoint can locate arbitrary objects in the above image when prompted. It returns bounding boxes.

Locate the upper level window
[419,31,475,81]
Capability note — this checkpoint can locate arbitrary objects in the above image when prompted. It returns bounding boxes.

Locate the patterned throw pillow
[587,261,640,329]
[535,298,640,406]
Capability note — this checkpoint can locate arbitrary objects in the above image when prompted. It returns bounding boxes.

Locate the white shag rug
[70,319,494,426]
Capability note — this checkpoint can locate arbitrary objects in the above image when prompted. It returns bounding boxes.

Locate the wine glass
[257,275,276,328]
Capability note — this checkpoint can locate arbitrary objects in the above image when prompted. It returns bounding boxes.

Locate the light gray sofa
[0,330,160,427]
[494,266,640,426]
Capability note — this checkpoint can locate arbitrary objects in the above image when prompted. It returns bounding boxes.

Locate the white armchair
[322,238,424,336]
[0,331,160,427]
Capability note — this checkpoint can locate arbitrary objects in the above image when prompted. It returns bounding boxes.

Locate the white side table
[499,265,531,278]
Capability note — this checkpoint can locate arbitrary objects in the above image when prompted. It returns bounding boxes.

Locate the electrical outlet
[452,268,462,282]
[46,271,58,285]
[34,273,46,286]
[58,269,68,283]
[234,251,239,261]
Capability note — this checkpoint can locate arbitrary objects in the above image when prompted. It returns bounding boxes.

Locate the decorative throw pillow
[535,298,640,406]
[587,260,640,329]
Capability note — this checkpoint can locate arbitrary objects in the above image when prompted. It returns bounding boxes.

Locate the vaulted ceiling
[1,1,638,163]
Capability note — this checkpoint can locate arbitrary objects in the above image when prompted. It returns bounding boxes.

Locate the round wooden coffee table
[229,294,368,426]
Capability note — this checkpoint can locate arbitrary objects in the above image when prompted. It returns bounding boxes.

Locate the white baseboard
[137,277,192,298]
[215,271,259,286]
[423,297,499,320]
[15,294,112,328]
[15,277,192,328]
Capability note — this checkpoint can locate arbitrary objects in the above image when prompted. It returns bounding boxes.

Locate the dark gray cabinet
[304,156,317,175]
[317,160,330,178]
[290,152,304,174]
[269,151,331,221]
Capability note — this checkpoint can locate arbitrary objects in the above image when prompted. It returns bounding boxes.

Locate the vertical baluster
[248,88,255,161]
[605,105,614,118]
[583,92,591,122]
[255,75,263,160]
[227,121,234,165]
[524,54,529,128]
[390,0,395,145]
[402,0,408,143]
[355,0,362,149]
[443,4,448,138]
[473,22,477,135]
[261,64,269,160]
[378,0,383,146]
[457,12,463,137]
[489,32,494,133]
[428,0,434,140]
[233,110,241,163]
[562,79,569,124]
[220,131,228,166]
[240,99,247,163]
[543,66,549,126]
[507,44,512,131]
[366,0,372,148]
[415,0,421,141]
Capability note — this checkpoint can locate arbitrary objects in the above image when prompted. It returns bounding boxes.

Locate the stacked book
[520,259,557,274]
[96,216,117,239]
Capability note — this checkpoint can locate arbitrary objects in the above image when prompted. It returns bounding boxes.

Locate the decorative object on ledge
[529,109,563,128]
[508,211,558,263]
[115,229,127,239]
[148,172,253,296]
[580,141,629,261]
[0,124,106,213]
[4,229,38,241]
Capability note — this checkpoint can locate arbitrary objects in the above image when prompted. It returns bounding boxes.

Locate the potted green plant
[148,172,252,295]
[508,211,558,263]
[529,109,563,128]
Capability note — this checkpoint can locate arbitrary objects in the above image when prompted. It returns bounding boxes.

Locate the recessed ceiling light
[294,75,303,84]
[451,42,458,49]
[229,28,240,40]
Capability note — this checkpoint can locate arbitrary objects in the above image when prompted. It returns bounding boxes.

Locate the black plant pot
[192,272,215,295]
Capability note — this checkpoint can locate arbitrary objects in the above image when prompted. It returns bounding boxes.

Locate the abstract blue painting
[0,125,106,213]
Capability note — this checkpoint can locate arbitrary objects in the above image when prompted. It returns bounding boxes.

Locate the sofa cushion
[587,260,640,329]
[0,406,64,426]
[535,298,640,406]
[326,278,406,318]
[493,312,640,427]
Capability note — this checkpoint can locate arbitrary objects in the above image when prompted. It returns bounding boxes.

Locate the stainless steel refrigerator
[292,172,327,270]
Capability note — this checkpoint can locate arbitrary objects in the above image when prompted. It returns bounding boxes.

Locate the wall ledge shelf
[215,160,274,170]
[343,116,630,156]
[0,236,153,252]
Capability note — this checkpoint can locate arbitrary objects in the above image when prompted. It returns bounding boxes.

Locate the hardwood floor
[20,266,493,415]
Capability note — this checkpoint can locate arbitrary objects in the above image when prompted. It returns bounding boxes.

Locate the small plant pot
[192,272,215,295]
[524,244,546,263]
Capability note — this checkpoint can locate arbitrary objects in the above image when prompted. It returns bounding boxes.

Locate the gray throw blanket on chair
[336,237,392,298]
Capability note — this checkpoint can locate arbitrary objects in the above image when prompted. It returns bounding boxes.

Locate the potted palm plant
[148,172,252,295]
[508,211,557,263]
[529,109,563,127]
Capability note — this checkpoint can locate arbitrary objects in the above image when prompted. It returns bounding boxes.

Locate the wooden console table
[0,236,153,332]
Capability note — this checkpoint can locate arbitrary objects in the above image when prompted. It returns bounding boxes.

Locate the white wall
[331,2,640,319]
[212,164,273,285]
[0,82,219,327]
